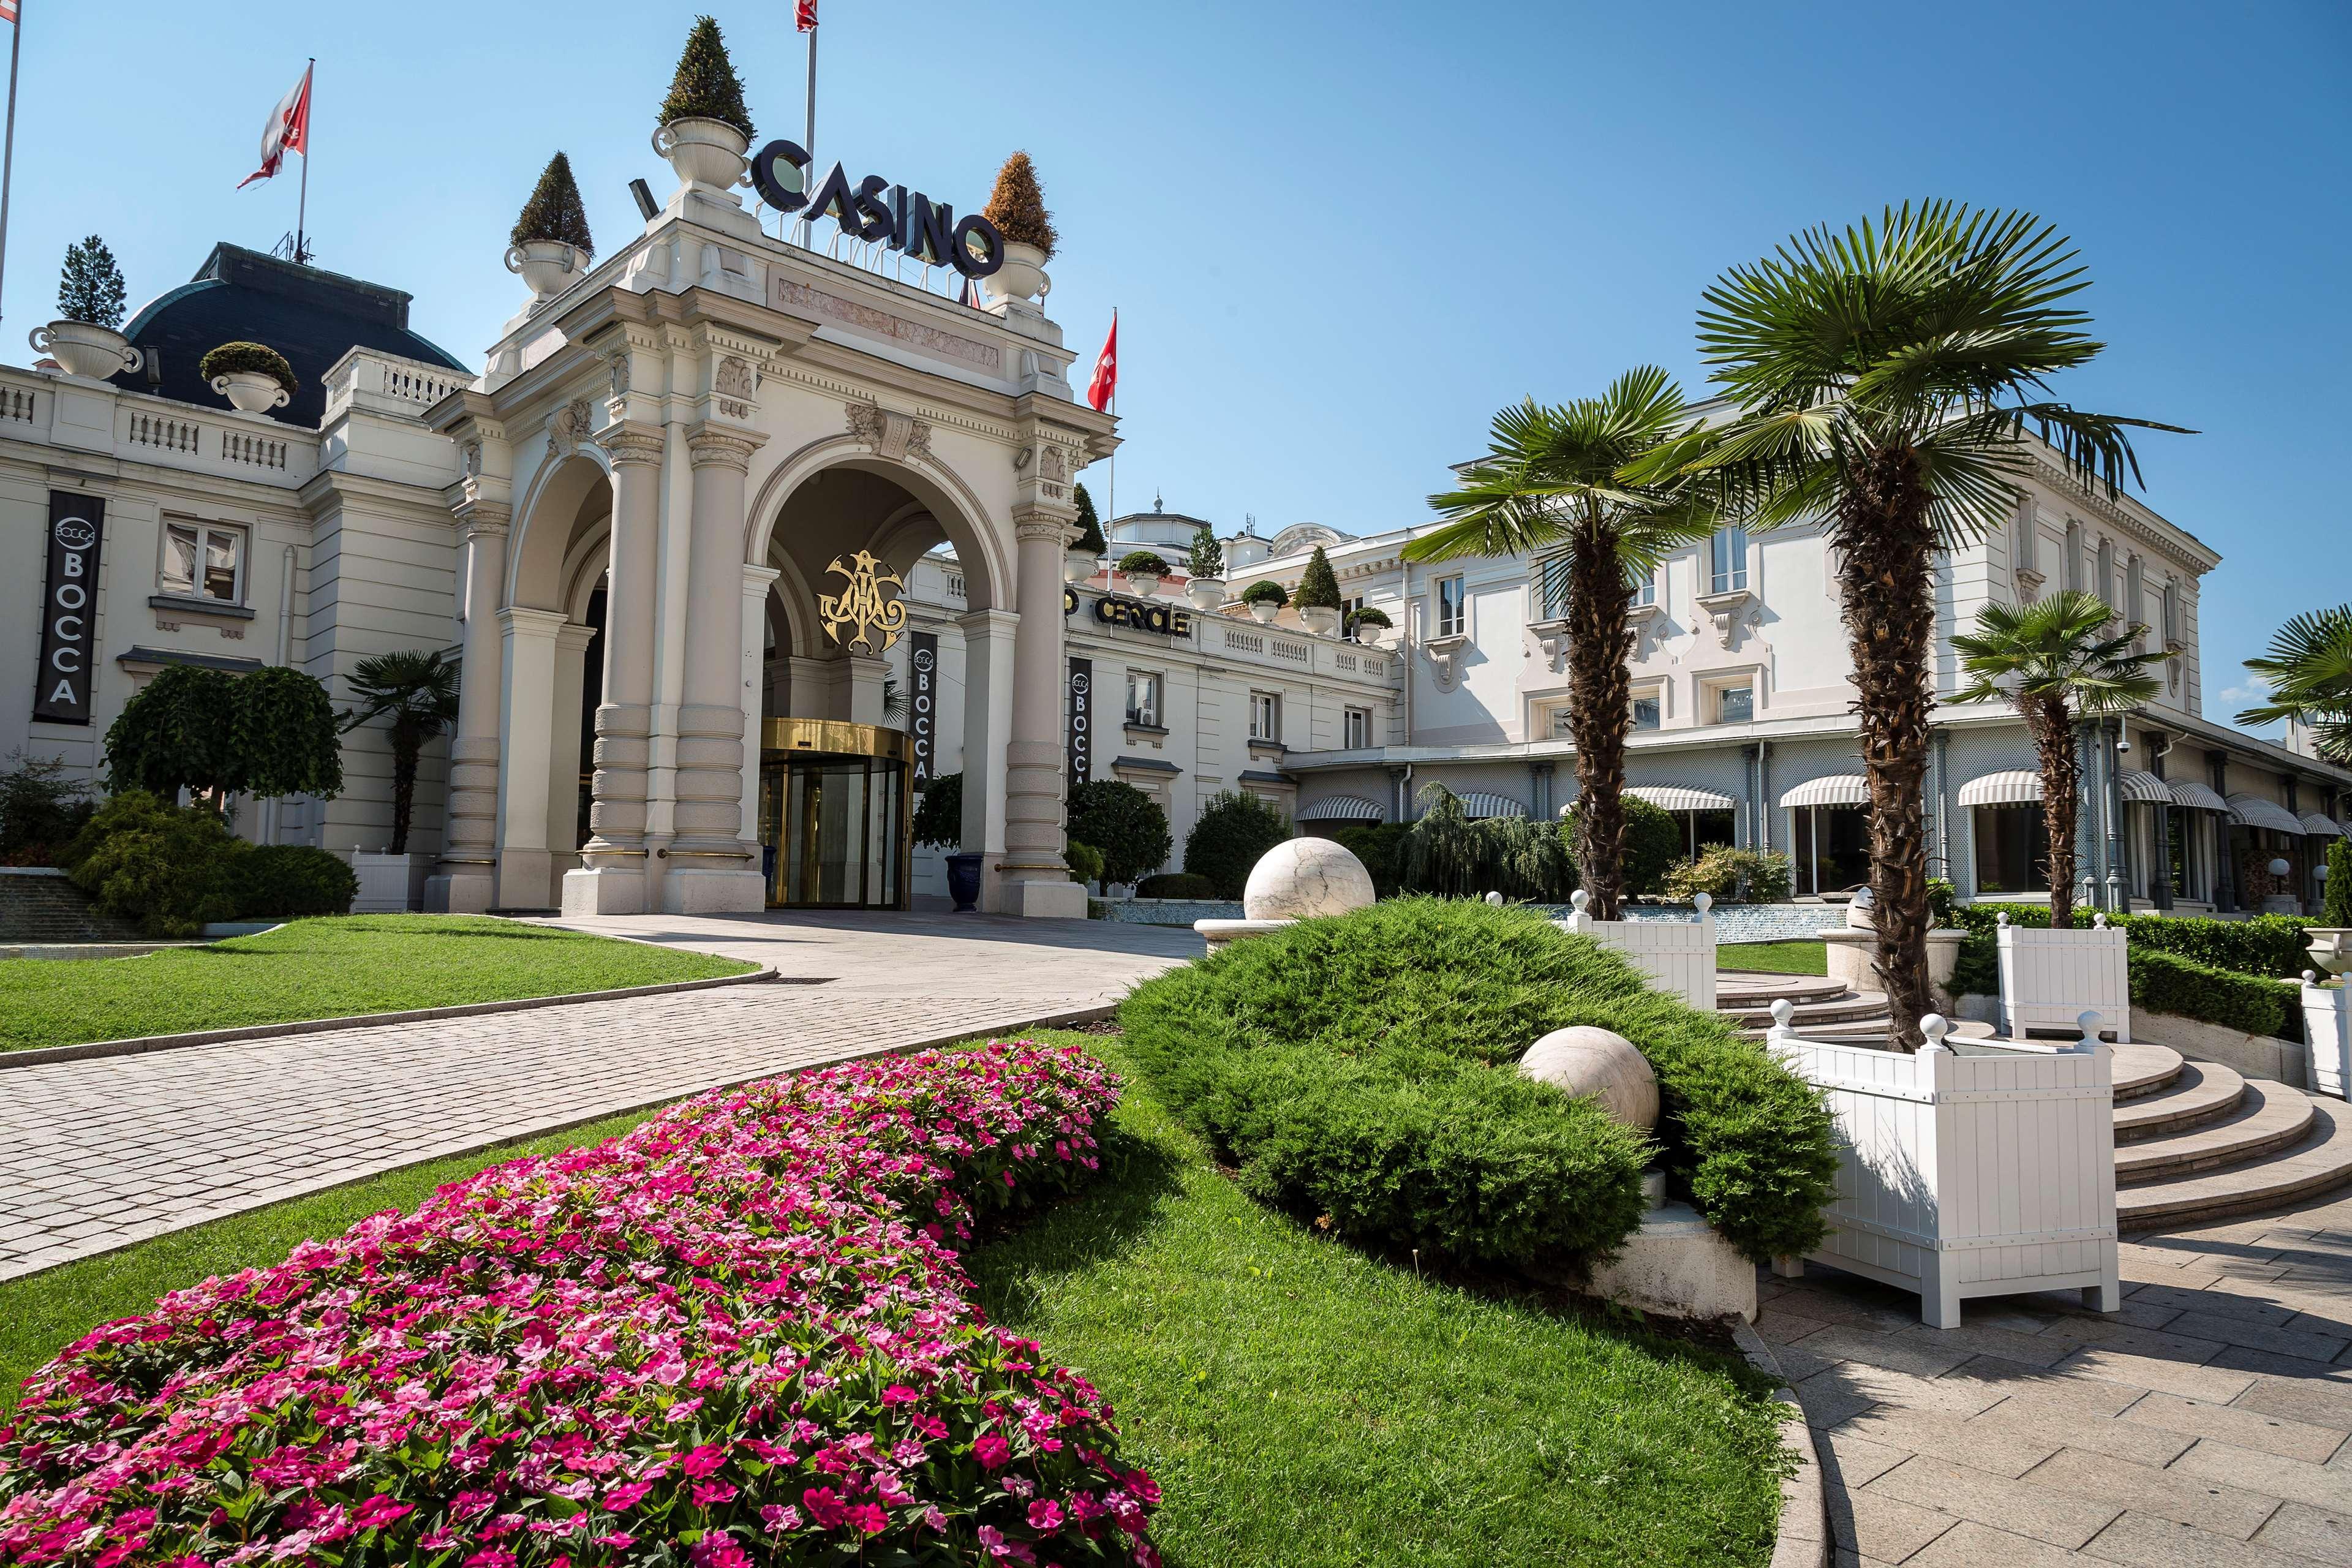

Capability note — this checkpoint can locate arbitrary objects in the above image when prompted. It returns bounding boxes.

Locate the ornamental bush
[1564,793,1683,897]
[1119,898,1838,1265]
[62,790,247,936]
[982,151,1058,257]
[227,842,359,918]
[658,15,754,138]
[1066,837,1106,887]
[1117,550,1169,577]
[1068,779,1170,887]
[197,341,298,393]
[0,1040,1161,1567]
[1397,785,1574,902]
[1182,790,1293,899]
[1071,483,1107,556]
[1134,870,1217,900]
[1186,524,1223,580]
[1664,846,1793,903]
[1240,580,1287,608]
[512,150,595,258]
[1327,822,1403,897]
[2326,839,2352,928]
[913,771,963,849]
[57,236,127,330]
[2130,947,2299,1042]
[1295,546,1343,611]
[0,750,94,867]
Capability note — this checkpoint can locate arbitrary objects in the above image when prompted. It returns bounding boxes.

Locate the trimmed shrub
[1135,870,1217,900]
[62,791,247,937]
[913,770,962,848]
[228,843,358,918]
[1240,579,1288,608]
[1950,902,2311,979]
[1928,878,1958,924]
[1296,546,1343,611]
[1346,604,1392,635]
[1183,790,1293,899]
[982,151,1058,257]
[0,1041,1159,1566]
[197,341,297,394]
[1329,822,1404,898]
[1562,791,1683,896]
[511,150,595,257]
[2326,839,2352,928]
[1664,846,1793,903]
[657,15,753,138]
[1119,898,1838,1265]
[2130,948,2298,1042]
[1065,837,1105,886]
[1068,778,1171,886]
[1117,549,1170,577]
[1071,481,1107,555]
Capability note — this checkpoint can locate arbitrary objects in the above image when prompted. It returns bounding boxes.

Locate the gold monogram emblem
[818,549,910,652]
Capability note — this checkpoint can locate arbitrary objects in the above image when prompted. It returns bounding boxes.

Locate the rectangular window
[1632,694,1661,731]
[161,520,246,604]
[1627,562,1656,608]
[1341,595,1366,639]
[1436,575,1466,637]
[1536,557,1571,619]
[1250,691,1281,743]
[1125,671,1162,728]
[1716,684,1754,725]
[1973,805,2051,894]
[2162,581,2181,643]
[2064,522,2084,592]
[1344,706,1371,749]
[1709,526,1749,594]
[2095,538,2114,609]
[1548,706,1575,739]
[2013,495,2038,572]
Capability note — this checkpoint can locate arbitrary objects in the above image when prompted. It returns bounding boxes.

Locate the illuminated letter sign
[1090,593,1194,639]
[33,491,105,725]
[750,140,1006,279]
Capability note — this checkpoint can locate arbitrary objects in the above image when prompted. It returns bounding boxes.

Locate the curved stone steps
[2116,1080,2313,1183]
[2119,1097,2352,1228]
[2111,1041,2185,1101]
[1724,993,1893,1029]
[2114,1059,2246,1143]
[1715,973,1852,1007]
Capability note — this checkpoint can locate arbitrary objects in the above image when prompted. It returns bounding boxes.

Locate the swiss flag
[238,63,312,189]
[1085,311,1117,413]
[796,1,818,30]
[0,4,18,26]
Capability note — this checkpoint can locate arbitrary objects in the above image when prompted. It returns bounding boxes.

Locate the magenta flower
[973,1433,1014,1469]
[1028,1498,1065,1531]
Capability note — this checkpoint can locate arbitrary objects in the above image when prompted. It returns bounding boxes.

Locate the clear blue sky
[10,1,2346,738]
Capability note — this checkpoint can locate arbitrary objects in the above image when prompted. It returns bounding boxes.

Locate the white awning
[1779,775,1869,809]
[1458,791,1528,820]
[2228,794,2308,835]
[2117,770,2170,805]
[1626,785,1737,813]
[1295,794,1385,823]
[2168,780,2230,813]
[1958,769,2044,807]
[2302,812,2349,839]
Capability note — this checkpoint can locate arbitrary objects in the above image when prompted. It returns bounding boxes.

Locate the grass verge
[1718,940,1826,976]
[0,915,754,1052]
[968,1030,1791,1568]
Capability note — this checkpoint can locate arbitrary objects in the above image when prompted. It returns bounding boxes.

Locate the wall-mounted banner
[1066,657,1093,792]
[1065,587,1194,639]
[908,631,938,793]
[34,491,106,725]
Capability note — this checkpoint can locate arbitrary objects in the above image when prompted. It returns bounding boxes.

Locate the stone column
[662,425,767,913]
[563,422,665,916]
[424,504,510,914]
[739,564,781,849]
[492,605,568,910]
[1000,513,1086,918]
[545,621,597,886]
[957,608,1017,908]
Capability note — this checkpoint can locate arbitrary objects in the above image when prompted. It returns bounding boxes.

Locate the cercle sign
[1065,587,1195,640]
[750,141,1005,279]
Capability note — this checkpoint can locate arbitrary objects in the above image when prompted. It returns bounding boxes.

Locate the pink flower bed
[0,1039,1161,1567]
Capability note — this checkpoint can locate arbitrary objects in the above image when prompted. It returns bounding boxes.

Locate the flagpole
[797,15,816,246]
[0,4,23,319]
[294,57,313,263]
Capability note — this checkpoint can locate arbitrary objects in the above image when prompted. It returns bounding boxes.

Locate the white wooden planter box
[1997,913,2131,1041]
[1769,1007,2120,1328]
[349,851,428,914]
[2305,975,2350,1101]
[1559,889,1717,1012]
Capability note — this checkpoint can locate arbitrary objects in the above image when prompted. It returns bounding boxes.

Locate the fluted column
[562,421,665,916]
[1000,511,1087,918]
[424,504,510,914]
[661,424,767,913]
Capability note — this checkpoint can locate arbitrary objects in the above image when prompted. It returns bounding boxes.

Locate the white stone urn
[2309,930,2352,978]
[31,320,140,380]
[1352,620,1392,649]
[982,241,1050,307]
[1298,605,1343,637]
[211,372,290,413]
[652,116,750,190]
[1246,598,1282,625]
[1185,575,1226,611]
[1123,567,1164,598]
[505,239,587,303]
[1063,550,1099,585]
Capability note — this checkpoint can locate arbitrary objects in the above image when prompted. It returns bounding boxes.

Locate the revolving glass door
[758,719,911,910]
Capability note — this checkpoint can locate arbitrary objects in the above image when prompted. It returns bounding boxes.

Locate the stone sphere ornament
[1520,1026,1660,1133]
[1240,837,1377,922]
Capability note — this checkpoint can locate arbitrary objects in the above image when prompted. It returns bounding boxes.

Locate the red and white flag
[796,0,818,30]
[0,4,20,27]
[1085,311,1117,413]
[237,63,312,189]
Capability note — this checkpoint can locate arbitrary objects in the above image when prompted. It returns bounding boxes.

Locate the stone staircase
[0,870,149,944]
[1720,969,2352,1229]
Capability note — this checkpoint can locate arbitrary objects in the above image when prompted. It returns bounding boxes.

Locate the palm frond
[1949,589,2171,716]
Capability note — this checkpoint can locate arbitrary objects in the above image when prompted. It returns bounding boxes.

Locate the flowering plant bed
[0,1041,1161,1566]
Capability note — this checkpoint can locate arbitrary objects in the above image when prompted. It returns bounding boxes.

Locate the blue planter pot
[944,852,984,913]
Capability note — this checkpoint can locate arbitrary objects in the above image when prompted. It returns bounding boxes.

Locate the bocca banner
[1066,657,1093,793]
[34,491,106,725]
[908,630,938,791]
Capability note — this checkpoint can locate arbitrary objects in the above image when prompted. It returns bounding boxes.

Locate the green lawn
[0,915,754,1052]
[1717,940,1826,976]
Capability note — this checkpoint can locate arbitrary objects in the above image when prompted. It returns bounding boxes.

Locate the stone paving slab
[0,910,1196,1282]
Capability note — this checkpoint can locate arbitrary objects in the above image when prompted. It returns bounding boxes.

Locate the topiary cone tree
[513,151,595,259]
[58,236,127,329]
[984,151,1058,258]
[1071,481,1107,556]
[658,15,753,138]
[1188,523,1224,580]
[1297,546,1344,612]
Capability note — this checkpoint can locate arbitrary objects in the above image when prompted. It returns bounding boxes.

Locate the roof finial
[1153,490,1163,513]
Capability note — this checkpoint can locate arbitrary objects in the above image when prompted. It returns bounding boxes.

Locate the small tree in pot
[35,236,140,380]
[982,151,1057,302]
[340,650,460,854]
[914,771,984,911]
[1240,579,1288,624]
[1296,546,1345,635]
[1065,482,1107,582]
[199,341,298,413]
[1118,551,1170,596]
[654,16,755,190]
[507,151,596,303]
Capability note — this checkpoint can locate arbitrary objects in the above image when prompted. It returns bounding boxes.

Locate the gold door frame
[758,720,915,910]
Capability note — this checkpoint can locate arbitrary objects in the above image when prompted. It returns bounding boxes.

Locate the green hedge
[1118,899,1836,1267]
[1134,871,1216,900]
[1182,791,1294,899]
[64,792,356,935]
[1951,902,2310,978]
[1948,924,2304,1044]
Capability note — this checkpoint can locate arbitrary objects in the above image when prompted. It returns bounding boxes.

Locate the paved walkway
[1763,1189,2352,1568]
[0,911,1196,1282]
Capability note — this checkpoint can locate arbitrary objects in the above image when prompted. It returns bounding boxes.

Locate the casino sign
[750,140,1006,279]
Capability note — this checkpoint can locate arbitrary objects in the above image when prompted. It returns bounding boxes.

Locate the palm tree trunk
[2032,696,2082,927]
[1835,451,1938,1052]
[389,722,421,856]
[1567,521,1635,919]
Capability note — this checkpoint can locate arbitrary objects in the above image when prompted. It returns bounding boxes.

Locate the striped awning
[1458,791,1528,820]
[2302,812,2350,839]
[2228,794,2308,836]
[1779,775,1869,809]
[2117,770,2170,805]
[1626,785,1737,813]
[2168,780,2230,813]
[1295,794,1385,823]
[1958,769,2043,807]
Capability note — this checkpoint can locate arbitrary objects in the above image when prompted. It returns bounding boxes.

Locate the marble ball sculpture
[1519,1026,1660,1133]
[1241,836,1378,922]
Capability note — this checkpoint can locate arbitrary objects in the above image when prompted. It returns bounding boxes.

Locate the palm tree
[1629,203,2188,1047]
[1404,367,1716,918]
[2236,606,2352,764]
[1951,590,2169,926]
[340,650,461,854]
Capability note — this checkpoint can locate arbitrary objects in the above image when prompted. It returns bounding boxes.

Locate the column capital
[496,604,571,639]
[453,499,511,540]
[595,420,667,468]
[687,424,766,472]
[1013,510,1074,545]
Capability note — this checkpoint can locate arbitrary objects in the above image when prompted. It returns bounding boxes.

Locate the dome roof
[1268,522,1351,556]
[108,243,466,428]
